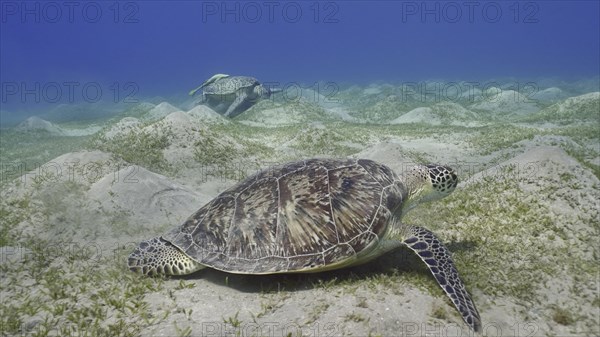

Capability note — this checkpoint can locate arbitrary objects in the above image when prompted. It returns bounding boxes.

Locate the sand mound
[471,88,540,115]
[529,92,599,122]
[15,116,64,134]
[352,137,468,172]
[390,107,436,124]
[43,150,116,182]
[144,111,202,144]
[464,145,595,187]
[391,101,482,126]
[88,165,210,226]
[533,87,567,104]
[187,105,230,124]
[361,95,410,122]
[15,115,103,136]
[237,99,339,126]
[362,86,382,95]
[142,111,239,166]
[145,102,180,121]
[119,102,156,118]
[5,151,118,197]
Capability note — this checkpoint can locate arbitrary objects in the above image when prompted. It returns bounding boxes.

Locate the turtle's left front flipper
[403,225,482,332]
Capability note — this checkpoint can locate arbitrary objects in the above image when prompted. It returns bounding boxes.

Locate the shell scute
[328,165,382,239]
[275,164,337,257]
[323,243,356,265]
[226,177,279,260]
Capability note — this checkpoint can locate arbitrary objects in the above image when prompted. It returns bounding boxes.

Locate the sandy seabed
[1,84,598,336]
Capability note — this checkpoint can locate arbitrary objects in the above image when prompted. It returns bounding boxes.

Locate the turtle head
[253,85,272,98]
[128,237,204,276]
[253,83,283,99]
[402,164,458,213]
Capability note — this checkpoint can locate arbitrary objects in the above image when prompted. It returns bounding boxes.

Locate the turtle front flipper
[403,226,482,332]
[128,237,205,276]
[225,91,249,117]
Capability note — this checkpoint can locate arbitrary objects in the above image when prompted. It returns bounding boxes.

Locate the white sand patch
[238,99,342,126]
[325,106,358,122]
[390,102,483,126]
[15,116,103,136]
[145,102,180,121]
[464,145,596,188]
[15,116,64,135]
[187,105,230,124]
[140,111,238,167]
[471,88,540,115]
[532,87,566,103]
[7,150,117,196]
[363,86,382,95]
[114,102,156,119]
[390,107,437,125]
[142,111,196,141]
[88,166,210,229]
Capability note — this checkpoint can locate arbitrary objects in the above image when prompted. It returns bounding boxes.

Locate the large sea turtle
[128,158,481,332]
[189,74,280,117]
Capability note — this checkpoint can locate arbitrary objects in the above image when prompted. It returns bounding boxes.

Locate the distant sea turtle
[189,74,280,117]
[128,158,482,332]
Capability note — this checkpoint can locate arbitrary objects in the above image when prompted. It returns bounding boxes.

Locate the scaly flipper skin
[403,226,482,332]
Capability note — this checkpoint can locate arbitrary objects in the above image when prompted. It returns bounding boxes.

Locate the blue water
[1,0,599,121]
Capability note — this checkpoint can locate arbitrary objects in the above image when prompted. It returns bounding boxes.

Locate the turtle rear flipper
[201,74,230,88]
[403,226,482,332]
[189,74,231,96]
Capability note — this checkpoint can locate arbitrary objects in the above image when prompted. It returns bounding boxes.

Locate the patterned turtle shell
[162,158,406,273]
[202,76,259,95]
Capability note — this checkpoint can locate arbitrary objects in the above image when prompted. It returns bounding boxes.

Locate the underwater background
[1,1,599,336]
[1,0,599,122]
